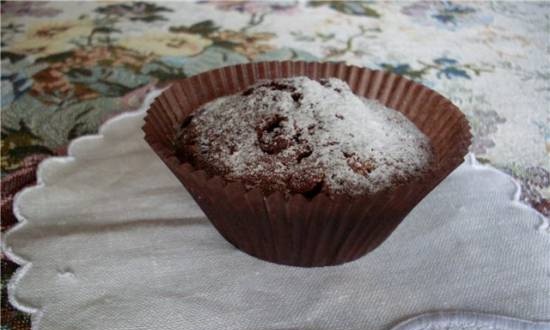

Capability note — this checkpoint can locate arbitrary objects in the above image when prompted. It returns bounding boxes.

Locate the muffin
[175,77,433,198]
[143,61,471,267]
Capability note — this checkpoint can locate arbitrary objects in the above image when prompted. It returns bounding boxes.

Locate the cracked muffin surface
[175,76,433,197]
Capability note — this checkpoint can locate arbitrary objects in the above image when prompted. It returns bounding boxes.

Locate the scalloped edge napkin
[3,90,550,330]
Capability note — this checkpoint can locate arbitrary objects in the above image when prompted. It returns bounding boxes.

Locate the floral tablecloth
[1,1,549,329]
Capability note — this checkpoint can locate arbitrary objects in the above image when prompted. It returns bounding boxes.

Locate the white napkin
[4,91,549,330]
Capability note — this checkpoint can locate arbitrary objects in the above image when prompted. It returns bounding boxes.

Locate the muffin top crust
[175,76,432,197]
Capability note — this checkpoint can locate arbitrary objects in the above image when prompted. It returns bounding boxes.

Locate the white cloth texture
[3,91,550,330]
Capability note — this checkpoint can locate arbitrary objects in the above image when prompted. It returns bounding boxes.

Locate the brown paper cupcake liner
[142,61,471,267]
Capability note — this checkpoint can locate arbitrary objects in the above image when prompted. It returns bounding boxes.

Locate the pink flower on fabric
[1,1,61,17]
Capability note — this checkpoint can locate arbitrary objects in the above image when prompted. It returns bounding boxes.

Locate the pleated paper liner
[143,61,471,267]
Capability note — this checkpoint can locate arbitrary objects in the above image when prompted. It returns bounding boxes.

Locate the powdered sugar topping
[178,76,432,195]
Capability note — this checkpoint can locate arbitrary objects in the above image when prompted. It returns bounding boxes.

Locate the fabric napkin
[4,91,549,330]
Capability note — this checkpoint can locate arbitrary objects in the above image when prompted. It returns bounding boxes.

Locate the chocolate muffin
[145,61,471,266]
[175,76,433,197]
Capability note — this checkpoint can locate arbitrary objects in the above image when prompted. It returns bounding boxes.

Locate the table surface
[1,1,549,329]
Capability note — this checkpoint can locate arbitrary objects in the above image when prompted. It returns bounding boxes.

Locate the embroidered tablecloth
[1,1,549,329]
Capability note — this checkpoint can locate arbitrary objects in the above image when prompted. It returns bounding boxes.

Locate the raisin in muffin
[175,76,432,197]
